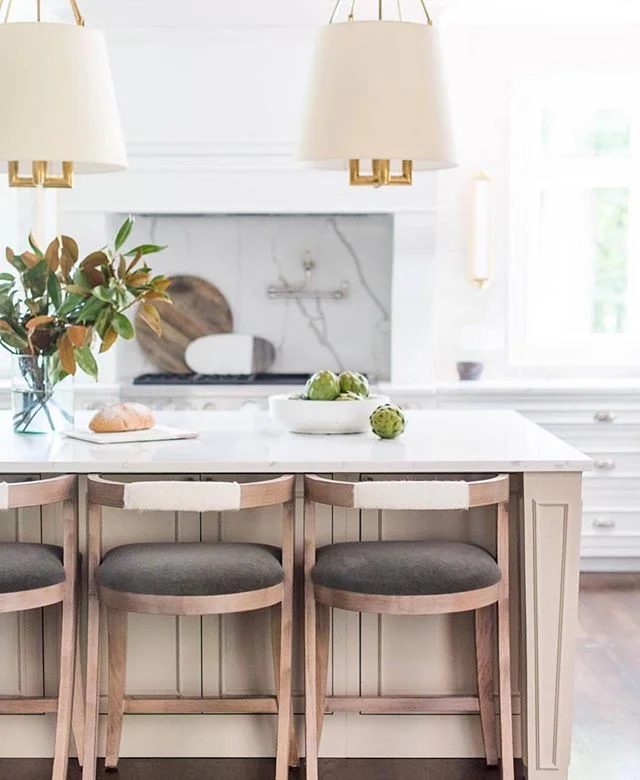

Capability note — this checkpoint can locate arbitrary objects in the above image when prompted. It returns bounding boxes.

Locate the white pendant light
[298,0,456,187]
[0,0,127,188]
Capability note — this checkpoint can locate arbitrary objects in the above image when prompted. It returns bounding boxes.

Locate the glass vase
[11,355,74,434]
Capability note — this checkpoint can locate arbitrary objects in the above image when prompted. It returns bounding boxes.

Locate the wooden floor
[3,574,638,780]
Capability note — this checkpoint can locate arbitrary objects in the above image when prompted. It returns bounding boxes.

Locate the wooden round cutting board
[135,275,233,373]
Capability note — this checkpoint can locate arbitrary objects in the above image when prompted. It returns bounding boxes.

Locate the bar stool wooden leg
[271,605,299,768]
[105,607,128,771]
[275,600,294,779]
[497,501,514,780]
[315,603,330,741]
[72,626,85,767]
[304,498,319,780]
[83,501,102,780]
[475,604,498,767]
[51,589,77,780]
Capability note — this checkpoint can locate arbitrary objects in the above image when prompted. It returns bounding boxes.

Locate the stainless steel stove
[133,372,311,386]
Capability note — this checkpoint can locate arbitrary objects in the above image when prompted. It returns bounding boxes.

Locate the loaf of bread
[89,403,155,434]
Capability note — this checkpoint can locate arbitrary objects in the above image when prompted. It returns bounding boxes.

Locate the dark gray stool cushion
[96,543,284,597]
[312,541,501,596]
[0,543,65,593]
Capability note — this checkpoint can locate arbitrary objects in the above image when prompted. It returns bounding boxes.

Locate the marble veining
[113,214,393,382]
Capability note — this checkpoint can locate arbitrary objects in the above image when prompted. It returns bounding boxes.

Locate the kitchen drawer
[524,408,640,426]
[542,423,640,451]
[582,510,640,536]
[582,451,640,476]
[583,476,640,510]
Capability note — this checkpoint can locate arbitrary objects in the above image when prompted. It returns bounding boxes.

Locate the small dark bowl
[456,361,484,381]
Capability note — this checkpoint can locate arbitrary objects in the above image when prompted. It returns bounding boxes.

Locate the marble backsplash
[113,214,393,382]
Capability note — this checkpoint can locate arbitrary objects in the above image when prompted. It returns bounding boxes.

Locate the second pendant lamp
[298,0,456,187]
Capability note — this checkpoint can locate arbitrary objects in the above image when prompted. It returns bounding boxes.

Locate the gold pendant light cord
[329,0,432,25]
[0,0,84,25]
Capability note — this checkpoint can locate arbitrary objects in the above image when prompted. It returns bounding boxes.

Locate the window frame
[508,69,640,367]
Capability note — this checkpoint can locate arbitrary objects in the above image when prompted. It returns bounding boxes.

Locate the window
[509,72,640,366]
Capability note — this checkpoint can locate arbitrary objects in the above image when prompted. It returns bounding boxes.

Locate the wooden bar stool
[83,474,297,780]
[304,474,514,780]
[0,475,83,780]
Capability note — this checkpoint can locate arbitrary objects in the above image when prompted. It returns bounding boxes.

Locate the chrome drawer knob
[594,411,617,423]
[592,517,616,529]
[593,459,616,471]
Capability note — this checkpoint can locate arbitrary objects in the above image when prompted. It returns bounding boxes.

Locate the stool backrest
[88,474,295,512]
[0,474,76,510]
[305,474,509,511]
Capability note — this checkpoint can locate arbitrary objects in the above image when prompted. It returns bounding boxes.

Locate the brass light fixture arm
[0,0,85,25]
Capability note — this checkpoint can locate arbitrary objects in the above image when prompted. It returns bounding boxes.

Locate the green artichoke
[370,404,406,439]
[335,391,362,401]
[305,370,341,401]
[338,371,369,398]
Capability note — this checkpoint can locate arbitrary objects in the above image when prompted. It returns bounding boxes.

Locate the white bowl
[269,394,390,435]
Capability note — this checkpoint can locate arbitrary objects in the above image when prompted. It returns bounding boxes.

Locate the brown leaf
[21,252,40,269]
[126,271,150,286]
[154,278,172,293]
[47,236,79,279]
[58,333,77,375]
[142,291,171,302]
[26,315,54,330]
[118,255,126,279]
[138,302,162,337]
[67,324,88,347]
[5,247,15,264]
[99,327,118,353]
[126,251,143,274]
[81,251,108,271]
[83,267,106,287]
[44,239,60,272]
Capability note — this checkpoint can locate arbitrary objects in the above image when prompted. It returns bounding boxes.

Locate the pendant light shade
[298,17,456,186]
[0,18,127,187]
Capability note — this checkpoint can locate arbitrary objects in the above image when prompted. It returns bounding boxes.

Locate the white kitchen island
[0,409,590,780]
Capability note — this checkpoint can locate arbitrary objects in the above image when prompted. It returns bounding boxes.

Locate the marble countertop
[0,409,591,474]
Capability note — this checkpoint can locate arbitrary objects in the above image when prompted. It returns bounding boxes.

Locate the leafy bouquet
[0,216,169,432]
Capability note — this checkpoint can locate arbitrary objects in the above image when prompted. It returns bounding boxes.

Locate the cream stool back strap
[0,474,75,509]
[305,474,509,510]
[88,474,295,511]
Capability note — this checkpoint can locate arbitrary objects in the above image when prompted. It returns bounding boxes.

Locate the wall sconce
[469,171,492,289]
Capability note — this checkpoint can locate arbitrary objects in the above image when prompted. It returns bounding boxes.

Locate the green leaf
[76,297,107,324]
[28,233,44,258]
[112,312,134,340]
[0,273,15,282]
[114,216,135,252]
[94,306,112,339]
[23,260,49,298]
[57,293,85,318]
[91,285,115,303]
[74,345,99,380]
[47,274,62,309]
[124,244,167,257]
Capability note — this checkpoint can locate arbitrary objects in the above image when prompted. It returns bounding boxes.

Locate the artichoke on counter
[370,404,406,439]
